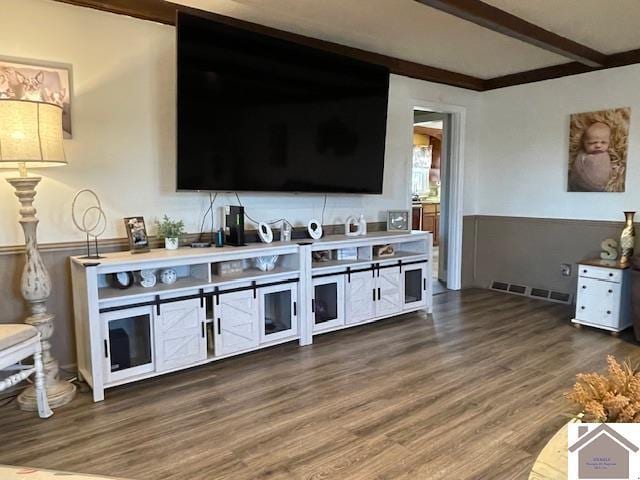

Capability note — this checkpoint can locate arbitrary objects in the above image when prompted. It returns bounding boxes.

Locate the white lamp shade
[0,100,66,169]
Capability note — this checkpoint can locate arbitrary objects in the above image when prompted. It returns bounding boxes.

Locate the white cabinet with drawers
[572,261,631,333]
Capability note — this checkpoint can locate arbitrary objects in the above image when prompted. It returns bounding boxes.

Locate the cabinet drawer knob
[583,269,587,274]
[608,289,613,293]
[582,285,586,289]
[581,306,585,310]
[607,310,611,314]
[609,273,614,277]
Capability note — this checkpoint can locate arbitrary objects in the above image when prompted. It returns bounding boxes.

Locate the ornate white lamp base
[18,375,76,411]
[7,176,76,411]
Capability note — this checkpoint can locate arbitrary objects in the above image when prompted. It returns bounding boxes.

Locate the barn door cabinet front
[402,262,429,311]
[101,305,155,384]
[155,297,207,372]
[259,283,298,343]
[346,269,376,325]
[375,264,403,317]
[214,289,260,356]
[312,275,345,332]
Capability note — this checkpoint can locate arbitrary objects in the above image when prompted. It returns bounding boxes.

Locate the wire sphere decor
[72,189,107,259]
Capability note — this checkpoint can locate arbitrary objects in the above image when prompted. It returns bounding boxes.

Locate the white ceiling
[173,0,640,79]
[415,121,443,130]
[484,0,640,54]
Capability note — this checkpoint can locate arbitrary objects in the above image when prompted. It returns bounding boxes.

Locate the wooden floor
[2,289,640,480]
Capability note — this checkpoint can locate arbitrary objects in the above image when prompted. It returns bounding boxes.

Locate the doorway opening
[411,110,450,294]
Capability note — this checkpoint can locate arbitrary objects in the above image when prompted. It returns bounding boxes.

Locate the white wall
[388,75,481,218]
[0,0,481,247]
[478,64,640,221]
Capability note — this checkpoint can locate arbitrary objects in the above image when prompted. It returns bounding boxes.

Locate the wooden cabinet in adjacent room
[421,203,439,246]
[411,205,422,230]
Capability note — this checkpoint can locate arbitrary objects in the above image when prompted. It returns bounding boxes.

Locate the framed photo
[387,210,410,232]
[124,217,150,253]
[0,57,73,138]
[568,107,630,192]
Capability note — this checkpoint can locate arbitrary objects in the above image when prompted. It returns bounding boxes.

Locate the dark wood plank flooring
[2,289,639,479]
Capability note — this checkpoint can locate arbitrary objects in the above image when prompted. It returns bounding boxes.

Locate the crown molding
[48,0,640,92]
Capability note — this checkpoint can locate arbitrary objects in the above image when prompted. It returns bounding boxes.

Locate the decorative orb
[160,269,177,285]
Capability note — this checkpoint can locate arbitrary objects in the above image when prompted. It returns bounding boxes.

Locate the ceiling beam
[484,62,593,90]
[46,0,640,92]
[484,46,640,90]
[414,0,607,67]
[607,48,640,68]
[53,0,485,91]
[54,0,176,24]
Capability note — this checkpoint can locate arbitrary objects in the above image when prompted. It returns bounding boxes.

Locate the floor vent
[507,284,527,295]
[530,288,550,299]
[490,281,509,291]
[490,281,572,304]
[550,291,571,303]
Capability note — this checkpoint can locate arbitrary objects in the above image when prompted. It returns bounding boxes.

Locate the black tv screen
[176,12,390,193]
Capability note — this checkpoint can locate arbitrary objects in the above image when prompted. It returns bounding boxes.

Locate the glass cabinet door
[403,264,428,310]
[102,306,155,383]
[313,275,345,332]
[260,284,297,342]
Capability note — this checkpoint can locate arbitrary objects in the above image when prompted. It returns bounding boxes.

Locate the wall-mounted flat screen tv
[176,12,390,193]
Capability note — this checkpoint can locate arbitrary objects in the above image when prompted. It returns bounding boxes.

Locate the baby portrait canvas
[568,107,630,192]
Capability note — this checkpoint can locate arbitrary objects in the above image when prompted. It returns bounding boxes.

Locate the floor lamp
[0,99,76,410]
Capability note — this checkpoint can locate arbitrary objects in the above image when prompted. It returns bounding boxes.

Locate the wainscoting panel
[461,215,627,296]
[0,242,127,367]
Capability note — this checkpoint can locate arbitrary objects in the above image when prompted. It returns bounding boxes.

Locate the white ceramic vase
[165,237,179,250]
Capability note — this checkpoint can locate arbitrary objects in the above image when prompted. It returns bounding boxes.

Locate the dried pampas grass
[566,355,640,423]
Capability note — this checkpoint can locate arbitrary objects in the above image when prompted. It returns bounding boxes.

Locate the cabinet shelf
[372,251,428,262]
[312,258,374,271]
[98,277,207,302]
[312,252,428,272]
[210,266,298,285]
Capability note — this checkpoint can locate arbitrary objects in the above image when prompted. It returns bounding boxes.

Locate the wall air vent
[490,281,572,305]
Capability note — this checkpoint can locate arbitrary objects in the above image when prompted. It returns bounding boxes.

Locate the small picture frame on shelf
[373,244,395,258]
[124,216,150,253]
[387,210,410,232]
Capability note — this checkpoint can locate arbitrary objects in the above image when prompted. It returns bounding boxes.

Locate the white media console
[70,231,432,402]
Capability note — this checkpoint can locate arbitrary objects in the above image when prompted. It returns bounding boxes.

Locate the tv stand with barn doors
[71,231,432,402]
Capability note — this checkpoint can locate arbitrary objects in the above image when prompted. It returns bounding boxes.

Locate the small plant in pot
[156,215,185,250]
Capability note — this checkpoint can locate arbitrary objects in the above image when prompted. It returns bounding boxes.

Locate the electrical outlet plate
[561,263,572,277]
